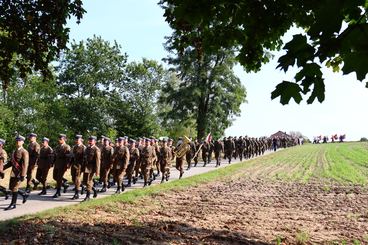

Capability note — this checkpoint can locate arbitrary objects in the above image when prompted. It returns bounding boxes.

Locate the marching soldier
[26,133,40,192]
[82,136,101,201]
[141,139,154,187]
[53,134,72,198]
[36,137,54,195]
[201,141,209,167]
[0,139,9,199]
[100,137,114,192]
[224,136,235,164]
[193,139,200,167]
[112,137,129,193]
[185,139,196,170]
[175,138,187,178]
[126,139,139,187]
[214,139,224,167]
[133,138,144,184]
[70,135,86,200]
[152,139,160,178]
[207,140,214,165]
[159,139,171,183]
[4,135,29,210]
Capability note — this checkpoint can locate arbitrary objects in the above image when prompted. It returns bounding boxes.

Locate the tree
[57,36,127,136]
[159,0,368,104]
[0,0,85,93]
[113,58,174,138]
[162,35,246,140]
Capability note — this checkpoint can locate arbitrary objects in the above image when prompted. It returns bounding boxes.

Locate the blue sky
[67,1,368,141]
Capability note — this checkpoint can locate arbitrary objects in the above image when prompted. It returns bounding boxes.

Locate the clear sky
[67,1,368,141]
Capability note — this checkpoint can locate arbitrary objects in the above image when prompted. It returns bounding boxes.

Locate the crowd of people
[0,133,298,210]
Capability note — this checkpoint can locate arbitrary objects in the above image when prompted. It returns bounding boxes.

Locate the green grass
[240,142,368,184]
[1,142,368,229]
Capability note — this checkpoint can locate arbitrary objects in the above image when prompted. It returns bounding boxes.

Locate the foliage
[159,0,368,104]
[57,36,128,136]
[162,36,246,139]
[0,0,85,91]
[112,58,170,138]
[360,137,368,142]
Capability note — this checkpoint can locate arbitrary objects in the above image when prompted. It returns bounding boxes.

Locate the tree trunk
[196,96,207,140]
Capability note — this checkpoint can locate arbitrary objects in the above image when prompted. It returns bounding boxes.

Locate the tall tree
[0,0,85,93]
[113,58,173,138]
[159,0,368,104]
[162,41,246,139]
[57,36,127,136]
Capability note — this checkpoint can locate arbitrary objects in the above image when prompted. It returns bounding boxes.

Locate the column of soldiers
[0,133,297,210]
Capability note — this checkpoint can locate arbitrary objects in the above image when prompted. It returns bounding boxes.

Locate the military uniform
[224,137,235,164]
[201,142,209,166]
[193,140,200,167]
[82,141,101,200]
[0,143,8,198]
[126,143,139,187]
[214,140,224,167]
[71,138,86,199]
[185,141,196,170]
[26,138,40,191]
[4,136,29,210]
[36,140,53,195]
[100,141,114,191]
[141,141,154,186]
[159,144,171,182]
[134,141,144,184]
[207,140,214,164]
[175,140,189,178]
[53,138,72,198]
[112,139,129,193]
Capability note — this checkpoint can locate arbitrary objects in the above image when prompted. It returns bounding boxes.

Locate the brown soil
[1,178,368,244]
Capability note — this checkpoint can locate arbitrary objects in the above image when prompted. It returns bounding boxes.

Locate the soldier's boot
[161,175,165,184]
[115,186,121,194]
[203,162,207,167]
[132,177,137,184]
[194,162,197,167]
[126,179,131,188]
[4,192,17,211]
[179,171,183,179]
[0,186,9,200]
[100,184,107,193]
[186,163,191,170]
[25,184,31,193]
[38,187,47,195]
[82,191,90,202]
[18,190,29,204]
[148,178,153,186]
[53,188,61,198]
[121,183,125,192]
[165,173,170,182]
[62,182,69,193]
[92,187,98,198]
[32,179,40,190]
[71,190,79,200]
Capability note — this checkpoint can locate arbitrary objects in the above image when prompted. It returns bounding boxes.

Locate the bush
[360,137,368,142]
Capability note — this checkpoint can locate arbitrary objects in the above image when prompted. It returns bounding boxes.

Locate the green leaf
[342,52,368,81]
[271,81,303,105]
[306,77,325,104]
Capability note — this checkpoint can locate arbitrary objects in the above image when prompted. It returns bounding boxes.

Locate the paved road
[0,152,274,221]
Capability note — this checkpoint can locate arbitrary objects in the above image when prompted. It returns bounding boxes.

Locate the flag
[205,133,212,143]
